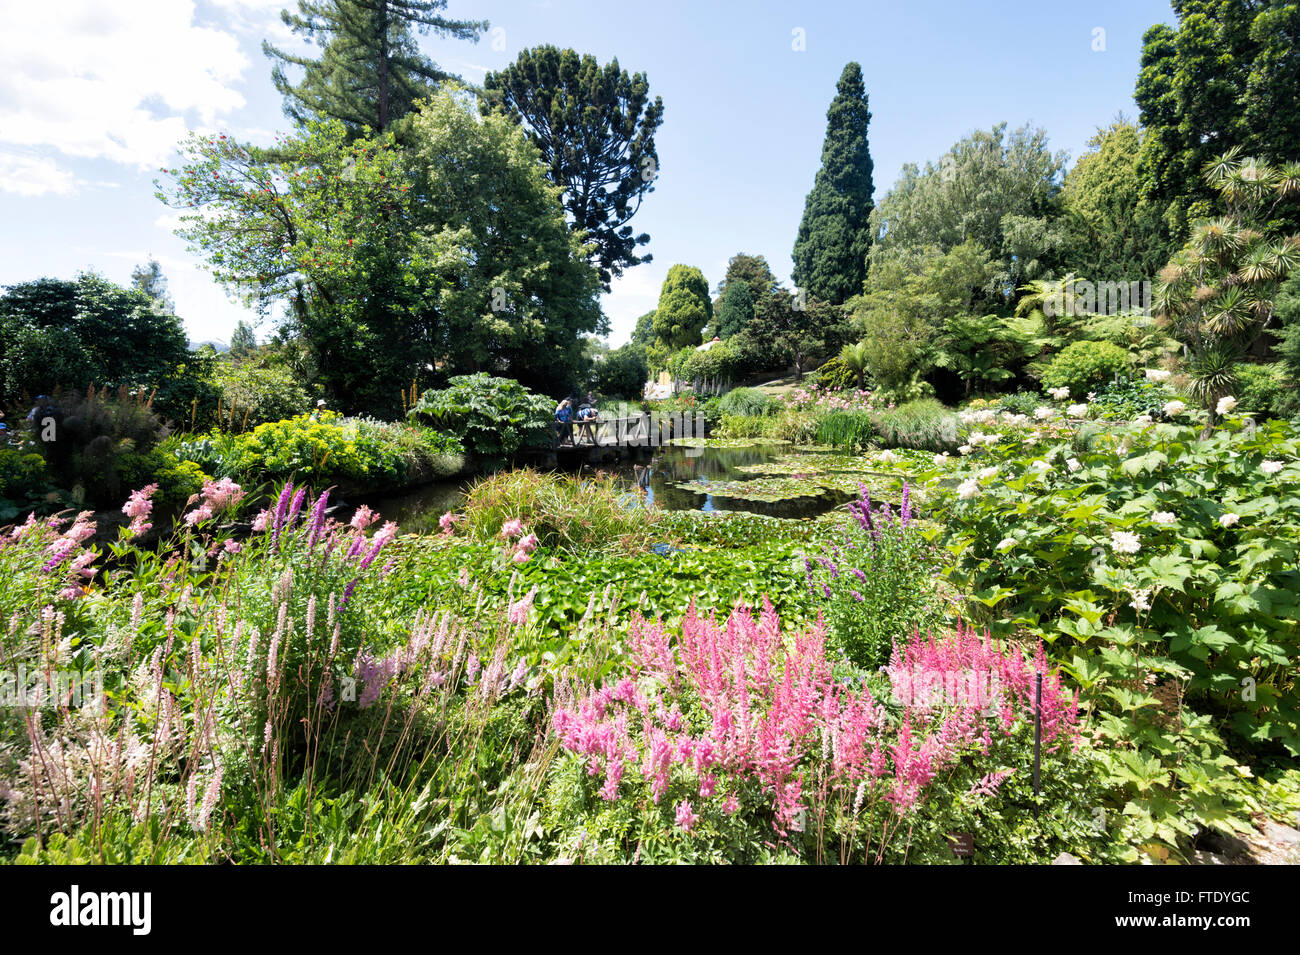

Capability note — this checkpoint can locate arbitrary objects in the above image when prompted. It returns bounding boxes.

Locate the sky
[0,0,1176,348]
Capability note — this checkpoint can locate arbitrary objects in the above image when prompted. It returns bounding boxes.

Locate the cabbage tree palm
[1153,149,1300,431]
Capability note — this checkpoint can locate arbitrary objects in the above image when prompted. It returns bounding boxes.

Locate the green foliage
[264,0,487,140]
[792,62,875,305]
[160,92,602,416]
[933,314,1031,397]
[1270,271,1300,416]
[717,387,771,418]
[593,343,649,400]
[653,265,712,350]
[1040,340,1131,397]
[849,241,994,391]
[210,361,315,429]
[173,412,460,488]
[1060,120,1168,280]
[813,354,858,391]
[1152,149,1300,421]
[870,123,1067,306]
[1135,2,1300,243]
[1233,362,1294,421]
[409,373,553,460]
[873,399,959,451]
[938,413,1300,854]
[815,410,875,450]
[458,469,661,553]
[1087,378,1169,421]
[484,45,663,288]
[0,273,192,407]
[716,279,754,339]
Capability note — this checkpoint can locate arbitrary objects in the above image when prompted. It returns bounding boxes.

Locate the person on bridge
[555,398,574,445]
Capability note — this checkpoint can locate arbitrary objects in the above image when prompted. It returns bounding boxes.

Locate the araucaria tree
[653,265,712,350]
[792,62,875,305]
[158,91,602,416]
[264,0,487,140]
[484,46,664,289]
[1153,149,1300,428]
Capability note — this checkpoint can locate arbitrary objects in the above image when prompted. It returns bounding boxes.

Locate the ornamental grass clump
[807,482,941,668]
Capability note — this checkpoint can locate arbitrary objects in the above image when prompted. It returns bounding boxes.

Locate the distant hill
[189,339,230,353]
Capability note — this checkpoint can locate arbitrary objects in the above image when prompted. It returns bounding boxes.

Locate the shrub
[594,344,649,400]
[210,362,315,429]
[939,410,1300,857]
[1040,340,1131,397]
[409,374,553,461]
[806,483,940,666]
[992,391,1041,417]
[1234,362,1295,420]
[717,386,771,417]
[813,354,858,391]
[1087,377,1169,421]
[35,385,170,505]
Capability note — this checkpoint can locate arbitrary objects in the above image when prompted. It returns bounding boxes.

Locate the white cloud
[0,149,77,196]
[0,1,250,169]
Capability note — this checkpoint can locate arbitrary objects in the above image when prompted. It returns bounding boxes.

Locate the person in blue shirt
[555,398,573,445]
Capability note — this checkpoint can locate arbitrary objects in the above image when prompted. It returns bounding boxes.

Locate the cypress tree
[792,62,875,304]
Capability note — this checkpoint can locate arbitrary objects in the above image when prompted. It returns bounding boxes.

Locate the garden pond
[365,439,927,533]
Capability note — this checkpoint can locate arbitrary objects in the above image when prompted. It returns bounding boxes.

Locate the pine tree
[791,62,875,305]
[264,0,487,139]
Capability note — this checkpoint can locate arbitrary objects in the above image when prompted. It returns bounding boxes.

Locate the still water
[365,443,854,534]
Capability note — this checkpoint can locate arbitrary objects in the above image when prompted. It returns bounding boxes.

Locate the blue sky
[0,0,1175,347]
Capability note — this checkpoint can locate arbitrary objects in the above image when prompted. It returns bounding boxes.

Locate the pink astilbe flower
[500,518,524,539]
[438,511,460,535]
[184,477,246,527]
[350,505,379,531]
[122,484,158,537]
[507,586,537,627]
[675,799,699,832]
[552,604,1082,842]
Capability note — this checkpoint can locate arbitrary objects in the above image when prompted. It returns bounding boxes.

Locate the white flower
[996,537,1017,552]
[1135,414,1153,426]
[878,449,899,464]
[969,431,988,446]
[1066,457,1081,472]
[958,444,973,455]
[1029,460,1052,474]
[1144,369,1171,383]
[1067,403,1088,418]
[1261,460,1283,475]
[1216,395,1238,415]
[978,466,999,480]
[1152,511,1176,525]
[1009,414,1028,426]
[1034,406,1054,420]
[1219,512,1240,527]
[1162,400,1186,418]
[1110,531,1141,554]
[1048,386,1071,401]
[932,453,949,466]
[957,478,980,500]
[1128,589,1152,612]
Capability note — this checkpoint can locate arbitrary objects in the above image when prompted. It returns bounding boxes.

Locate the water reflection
[363,442,854,530]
